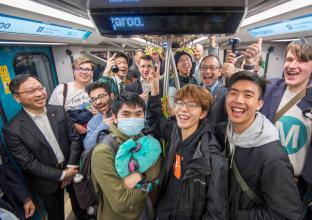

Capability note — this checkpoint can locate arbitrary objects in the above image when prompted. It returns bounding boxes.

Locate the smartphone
[229,38,240,53]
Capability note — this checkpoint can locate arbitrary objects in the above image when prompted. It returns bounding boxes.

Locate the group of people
[0,35,311,220]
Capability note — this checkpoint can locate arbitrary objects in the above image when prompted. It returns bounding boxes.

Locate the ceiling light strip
[241,0,312,27]
[0,0,94,28]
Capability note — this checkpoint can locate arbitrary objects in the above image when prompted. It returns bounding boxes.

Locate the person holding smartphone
[100,52,129,95]
[83,81,115,150]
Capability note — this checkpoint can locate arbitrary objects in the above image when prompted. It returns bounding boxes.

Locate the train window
[13,53,55,97]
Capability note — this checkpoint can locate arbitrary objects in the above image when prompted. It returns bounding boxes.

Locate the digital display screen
[0,13,92,40]
[91,10,243,35]
[248,13,312,38]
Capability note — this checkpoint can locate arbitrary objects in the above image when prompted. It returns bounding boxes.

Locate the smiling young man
[101,52,129,95]
[168,51,198,107]
[49,56,96,136]
[83,81,115,150]
[220,71,302,220]
[261,38,312,199]
[126,54,163,102]
[147,71,227,220]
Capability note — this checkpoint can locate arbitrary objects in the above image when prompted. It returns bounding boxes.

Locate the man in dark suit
[0,141,35,220]
[199,55,228,124]
[3,74,82,220]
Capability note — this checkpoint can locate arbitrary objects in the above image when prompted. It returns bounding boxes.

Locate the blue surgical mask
[117,118,145,136]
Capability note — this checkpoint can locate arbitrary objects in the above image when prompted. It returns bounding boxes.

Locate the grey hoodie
[226,112,279,153]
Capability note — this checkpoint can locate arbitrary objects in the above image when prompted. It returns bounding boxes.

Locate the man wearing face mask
[91,92,161,220]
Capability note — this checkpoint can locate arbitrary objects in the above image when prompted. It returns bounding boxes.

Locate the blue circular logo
[276,116,307,154]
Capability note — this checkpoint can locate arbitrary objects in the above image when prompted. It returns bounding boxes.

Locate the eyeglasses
[90,94,109,104]
[74,67,93,73]
[175,101,200,111]
[15,86,45,95]
[200,65,219,72]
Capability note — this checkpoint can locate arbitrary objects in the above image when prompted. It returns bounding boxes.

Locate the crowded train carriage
[0,0,312,219]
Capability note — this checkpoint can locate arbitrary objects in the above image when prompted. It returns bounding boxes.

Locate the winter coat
[147,94,228,220]
[216,113,303,220]
[91,125,161,220]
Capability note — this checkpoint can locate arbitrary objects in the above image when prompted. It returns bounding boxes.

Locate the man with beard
[83,81,115,150]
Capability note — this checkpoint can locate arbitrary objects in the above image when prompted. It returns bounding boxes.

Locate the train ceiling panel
[31,0,291,20]
[0,0,311,47]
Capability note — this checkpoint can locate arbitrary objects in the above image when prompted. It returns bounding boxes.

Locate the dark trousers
[38,186,65,220]
[38,184,88,220]
[67,184,89,220]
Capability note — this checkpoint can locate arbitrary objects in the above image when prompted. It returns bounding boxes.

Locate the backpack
[73,129,116,211]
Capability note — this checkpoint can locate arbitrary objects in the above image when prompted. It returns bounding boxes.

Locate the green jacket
[91,125,161,220]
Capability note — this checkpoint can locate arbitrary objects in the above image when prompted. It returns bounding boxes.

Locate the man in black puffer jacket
[217,71,303,220]
[147,70,228,220]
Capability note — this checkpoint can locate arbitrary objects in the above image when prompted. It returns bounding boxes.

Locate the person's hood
[226,112,279,148]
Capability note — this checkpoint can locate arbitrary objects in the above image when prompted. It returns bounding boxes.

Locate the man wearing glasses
[3,74,81,220]
[200,55,228,124]
[147,72,227,220]
[49,56,97,136]
[200,55,227,100]
[83,81,115,150]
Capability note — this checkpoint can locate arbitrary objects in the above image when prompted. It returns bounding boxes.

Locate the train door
[0,46,58,128]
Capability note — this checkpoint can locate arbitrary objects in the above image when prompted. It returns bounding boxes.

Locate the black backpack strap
[225,134,264,206]
[63,83,68,107]
[96,129,110,144]
[98,134,119,154]
[231,161,264,205]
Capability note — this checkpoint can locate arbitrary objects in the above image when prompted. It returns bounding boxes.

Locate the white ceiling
[0,0,311,49]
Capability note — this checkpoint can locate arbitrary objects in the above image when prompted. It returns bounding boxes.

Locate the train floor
[65,192,76,220]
